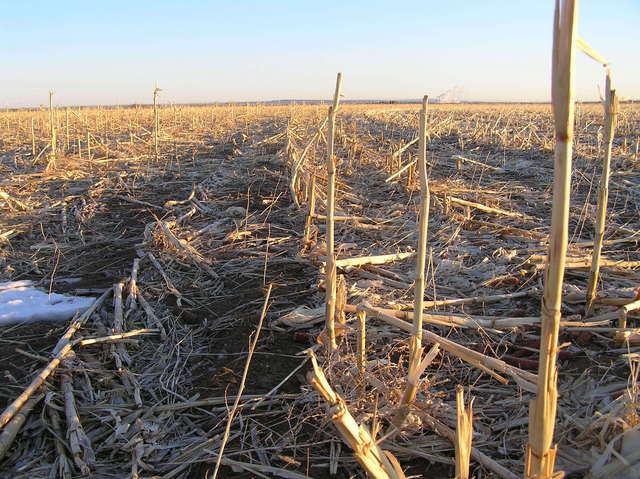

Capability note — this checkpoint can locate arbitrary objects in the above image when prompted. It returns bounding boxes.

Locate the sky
[1,0,638,108]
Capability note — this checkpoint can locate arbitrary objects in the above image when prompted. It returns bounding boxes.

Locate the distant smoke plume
[435,86,463,103]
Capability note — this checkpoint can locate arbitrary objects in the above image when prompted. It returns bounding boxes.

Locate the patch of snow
[0,281,95,326]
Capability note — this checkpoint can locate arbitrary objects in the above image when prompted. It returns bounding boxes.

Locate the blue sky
[1,0,638,107]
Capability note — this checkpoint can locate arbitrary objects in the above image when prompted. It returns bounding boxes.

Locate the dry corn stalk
[407,94,430,392]
[0,393,44,461]
[576,37,608,67]
[48,91,57,168]
[126,257,141,312]
[526,0,577,477]
[0,289,111,429]
[290,117,328,207]
[30,117,35,155]
[0,190,29,211]
[307,352,404,479]
[65,107,70,151]
[617,297,640,329]
[357,310,367,377]
[334,252,415,268]
[357,302,537,391]
[586,69,618,314]
[61,369,95,474]
[421,412,517,479]
[303,175,317,245]
[392,97,432,431]
[153,86,161,161]
[343,301,540,330]
[389,343,440,434]
[455,386,474,479]
[385,154,417,183]
[47,400,73,479]
[325,72,343,351]
[446,195,526,218]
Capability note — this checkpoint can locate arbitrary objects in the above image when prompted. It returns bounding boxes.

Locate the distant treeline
[3,99,637,111]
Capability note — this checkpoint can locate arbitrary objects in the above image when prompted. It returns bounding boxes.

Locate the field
[1,100,640,478]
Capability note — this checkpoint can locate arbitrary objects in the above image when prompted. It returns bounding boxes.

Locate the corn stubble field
[0,93,639,479]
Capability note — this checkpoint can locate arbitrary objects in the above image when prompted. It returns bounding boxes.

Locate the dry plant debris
[0,94,639,478]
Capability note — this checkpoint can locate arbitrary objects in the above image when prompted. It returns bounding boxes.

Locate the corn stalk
[324,72,343,351]
[307,352,404,479]
[455,386,473,479]
[48,91,57,165]
[585,70,618,314]
[525,1,577,477]
[391,95,430,429]
[153,87,162,161]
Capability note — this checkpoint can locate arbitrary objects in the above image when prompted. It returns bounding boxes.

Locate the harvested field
[1,96,639,479]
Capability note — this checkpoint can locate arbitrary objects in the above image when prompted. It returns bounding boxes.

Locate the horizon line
[4,98,637,111]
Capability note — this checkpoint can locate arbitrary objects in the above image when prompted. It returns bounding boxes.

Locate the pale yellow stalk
[325,72,343,351]
[525,1,577,477]
[585,70,618,314]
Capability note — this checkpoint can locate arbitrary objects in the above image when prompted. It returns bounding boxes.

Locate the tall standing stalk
[585,70,617,315]
[65,107,70,152]
[30,117,36,156]
[325,72,343,351]
[304,175,317,245]
[49,91,57,163]
[525,1,577,477]
[413,96,429,351]
[153,87,161,161]
[390,95,430,431]
[407,95,429,396]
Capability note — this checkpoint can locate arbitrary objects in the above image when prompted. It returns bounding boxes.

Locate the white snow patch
[0,281,95,326]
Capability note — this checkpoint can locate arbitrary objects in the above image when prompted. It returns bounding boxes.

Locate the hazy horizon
[1,0,638,109]
[5,98,639,112]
